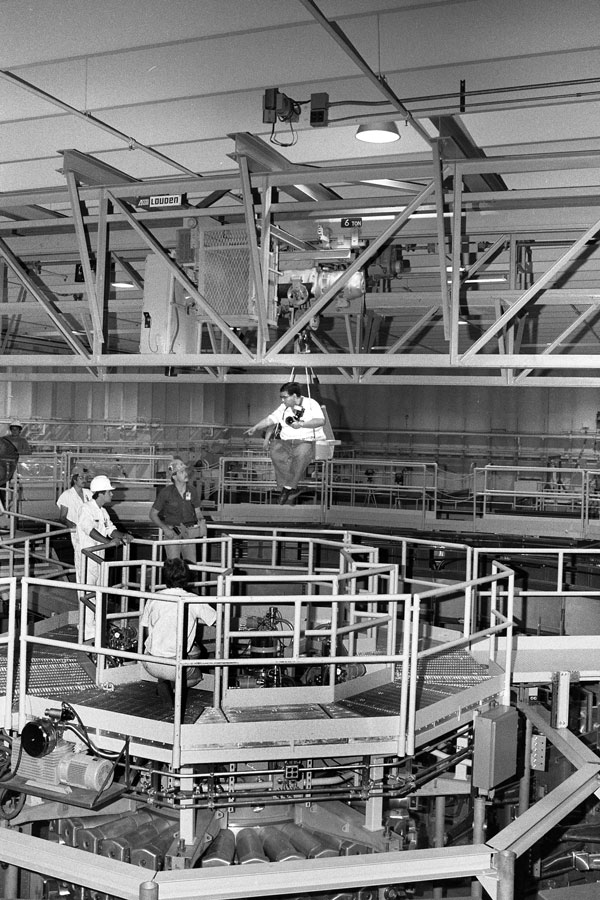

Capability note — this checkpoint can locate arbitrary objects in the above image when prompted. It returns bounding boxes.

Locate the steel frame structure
[2,146,600,383]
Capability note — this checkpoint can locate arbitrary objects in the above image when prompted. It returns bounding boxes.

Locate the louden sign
[137,194,187,209]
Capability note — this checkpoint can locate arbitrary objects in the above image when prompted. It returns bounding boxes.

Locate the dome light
[356,121,400,143]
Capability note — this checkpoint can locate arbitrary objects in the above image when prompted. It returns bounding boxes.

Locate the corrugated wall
[1,380,599,455]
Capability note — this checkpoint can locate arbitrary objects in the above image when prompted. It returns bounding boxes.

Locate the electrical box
[263,88,279,124]
[472,706,518,792]
[310,92,329,127]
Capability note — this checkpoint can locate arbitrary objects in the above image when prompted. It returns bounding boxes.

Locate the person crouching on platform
[141,558,216,701]
[149,457,207,562]
[245,381,326,505]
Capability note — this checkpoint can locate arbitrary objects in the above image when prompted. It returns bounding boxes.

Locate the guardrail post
[139,881,158,900]
[496,849,516,900]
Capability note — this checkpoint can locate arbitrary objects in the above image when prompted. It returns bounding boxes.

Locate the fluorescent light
[356,121,400,143]
[464,276,507,283]
[111,281,136,289]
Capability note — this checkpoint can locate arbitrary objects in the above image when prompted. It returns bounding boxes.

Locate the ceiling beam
[298,0,433,146]
[432,117,508,193]
[228,132,341,202]
[60,150,138,187]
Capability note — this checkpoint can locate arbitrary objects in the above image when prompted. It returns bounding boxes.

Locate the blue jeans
[269,440,315,490]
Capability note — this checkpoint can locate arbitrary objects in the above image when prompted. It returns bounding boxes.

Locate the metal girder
[0,827,143,899]
[514,303,599,383]
[228,133,341,202]
[111,253,144,290]
[65,171,103,350]
[461,212,600,361]
[299,0,433,147]
[361,307,441,382]
[0,205,66,221]
[267,180,437,357]
[449,166,463,362]
[488,763,600,858]
[269,225,315,252]
[154,844,494,898]
[0,823,494,900]
[3,147,600,381]
[461,236,509,284]
[4,350,600,371]
[61,149,138,187]
[518,702,600,768]
[432,116,508,193]
[432,140,451,335]
[237,154,268,355]
[309,331,353,381]
[0,236,92,361]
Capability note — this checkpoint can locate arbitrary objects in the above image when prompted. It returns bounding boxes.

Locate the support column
[496,849,516,900]
[139,881,159,899]
[364,757,384,832]
[471,795,486,899]
[179,767,195,845]
[0,822,19,899]
[433,794,446,900]
[518,715,533,815]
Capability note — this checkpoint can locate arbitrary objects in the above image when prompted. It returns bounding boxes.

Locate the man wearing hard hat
[76,475,131,640]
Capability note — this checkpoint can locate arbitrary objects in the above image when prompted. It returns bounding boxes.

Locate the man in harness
[245,381,325,506]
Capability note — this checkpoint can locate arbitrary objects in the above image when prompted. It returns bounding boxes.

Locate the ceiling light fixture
[356,121,401,143]
[111,281,136,289]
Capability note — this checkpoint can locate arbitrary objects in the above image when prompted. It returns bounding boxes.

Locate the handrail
[8,527,512,770]
[0,576,17,731]
[81,537,126,566]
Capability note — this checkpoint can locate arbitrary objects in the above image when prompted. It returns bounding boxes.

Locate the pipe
[471,796,486,899]
[496,849,516,900]
[433,795,446,900]
[518,716,533,815]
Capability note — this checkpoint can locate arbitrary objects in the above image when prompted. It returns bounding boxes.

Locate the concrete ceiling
[2,0,600,384]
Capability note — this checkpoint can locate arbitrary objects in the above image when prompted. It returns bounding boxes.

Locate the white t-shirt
[141,588,217,658]
[57,486,92,545]
[267,395,326,441]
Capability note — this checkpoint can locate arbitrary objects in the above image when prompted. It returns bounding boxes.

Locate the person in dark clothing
[0,420,31,505]
[149,457,206,561]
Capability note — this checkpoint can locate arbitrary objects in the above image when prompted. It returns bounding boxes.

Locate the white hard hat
[90,475,114,492]
[9,420,23,429]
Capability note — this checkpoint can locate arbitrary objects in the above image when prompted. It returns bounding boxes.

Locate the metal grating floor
[2,629,492,724]
[337,649,491,717]
[63,681,214,724]
[0,624,95,701]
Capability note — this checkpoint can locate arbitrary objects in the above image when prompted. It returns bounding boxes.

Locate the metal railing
[0,510,73,579]
[12,451,600,537]
[5,526,516,769]
[473,543,600,637]
[0,575,17,731]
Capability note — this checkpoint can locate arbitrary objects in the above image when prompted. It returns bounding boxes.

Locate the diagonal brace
[462,214,600,360]
[108,193,254,360]
[268,181,436,357]
[0,237,91,360]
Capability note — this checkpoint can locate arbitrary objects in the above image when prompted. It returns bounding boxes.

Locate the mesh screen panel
[200,229,252,317]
